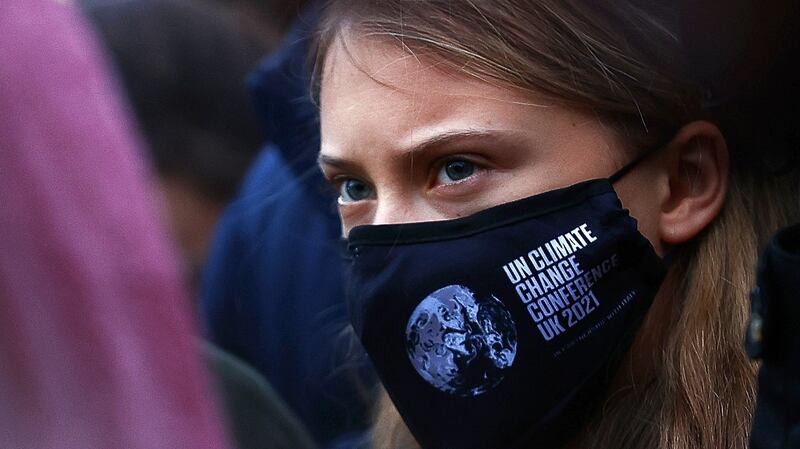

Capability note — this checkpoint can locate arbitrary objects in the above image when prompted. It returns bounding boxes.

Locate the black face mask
[343,162,667,449]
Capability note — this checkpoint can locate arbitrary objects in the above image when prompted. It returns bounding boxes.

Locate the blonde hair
[315,1,800,448]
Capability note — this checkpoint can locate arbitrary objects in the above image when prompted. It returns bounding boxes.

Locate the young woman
[314,2,800,448]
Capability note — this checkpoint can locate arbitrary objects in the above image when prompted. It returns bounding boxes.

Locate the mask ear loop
[607,138,677,266]
[608,145,661,184]
[608,126,682,184]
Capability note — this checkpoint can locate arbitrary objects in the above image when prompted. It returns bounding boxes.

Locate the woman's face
[319,37,665,253]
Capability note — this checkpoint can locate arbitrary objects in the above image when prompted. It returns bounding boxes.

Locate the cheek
[614,173,665,255]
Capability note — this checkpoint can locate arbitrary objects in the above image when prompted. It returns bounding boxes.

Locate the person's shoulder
[237,145,296,194]
[203,342,319,449]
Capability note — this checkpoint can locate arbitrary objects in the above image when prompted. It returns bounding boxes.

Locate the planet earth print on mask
[406,285,518,397]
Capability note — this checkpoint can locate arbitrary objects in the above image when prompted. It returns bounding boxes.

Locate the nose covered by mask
[344,170,667,449]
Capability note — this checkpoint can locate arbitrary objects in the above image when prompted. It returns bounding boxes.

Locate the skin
[318,33,730,420]
[321,38,668,241]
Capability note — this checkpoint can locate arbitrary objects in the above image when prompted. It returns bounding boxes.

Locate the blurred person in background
[199,1,376,448]
[213,0,309,48]
[723,2,800,447]
[748,223,800,449]
[85,0,374,445]
[82,0,267,293]
[0,1,231,448]
[79,1,320,448]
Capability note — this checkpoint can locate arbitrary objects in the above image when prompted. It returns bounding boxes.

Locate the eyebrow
[404,128,498,155]
[317,128,507,169]
[317,153,361,173]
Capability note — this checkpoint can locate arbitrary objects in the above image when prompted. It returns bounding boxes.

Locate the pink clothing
[0,1,229,448]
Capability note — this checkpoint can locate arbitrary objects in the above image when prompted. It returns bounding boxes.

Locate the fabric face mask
[344,169,667,449]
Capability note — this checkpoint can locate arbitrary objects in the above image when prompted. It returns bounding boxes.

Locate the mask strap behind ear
[608,146,659,184]
[609,127,681,184]
[607,141,677,266]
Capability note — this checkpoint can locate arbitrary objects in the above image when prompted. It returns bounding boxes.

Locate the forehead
[319,35,564,156]
[320,35,529,104]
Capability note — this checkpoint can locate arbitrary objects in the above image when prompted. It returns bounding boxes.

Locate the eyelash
[433,156,482,187]
[326,154,487,205]
[336,176,374,204]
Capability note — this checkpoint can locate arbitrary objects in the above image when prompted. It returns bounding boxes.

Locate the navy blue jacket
[747,224,800,449]
[200,12,373,447]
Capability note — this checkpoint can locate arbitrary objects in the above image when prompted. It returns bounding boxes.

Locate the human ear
[658,121,729,245]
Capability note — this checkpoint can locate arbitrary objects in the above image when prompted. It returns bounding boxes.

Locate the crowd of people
[1,0,799,448]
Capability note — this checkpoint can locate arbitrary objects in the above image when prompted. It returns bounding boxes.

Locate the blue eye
[339,178,373,203]
[437,159,476,184]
